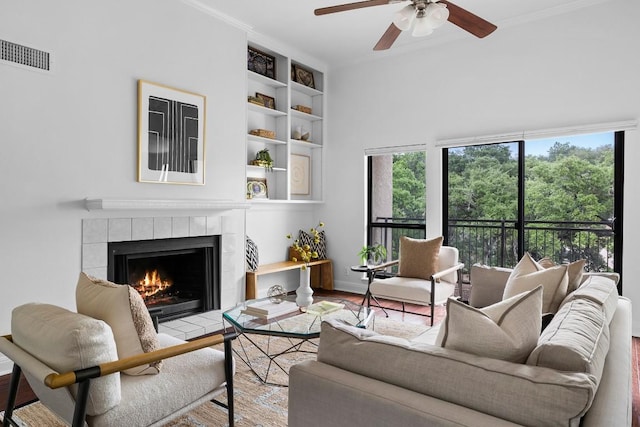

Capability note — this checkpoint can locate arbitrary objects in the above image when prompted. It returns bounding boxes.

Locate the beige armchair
[0,303,236,427]
[369,241,464,326]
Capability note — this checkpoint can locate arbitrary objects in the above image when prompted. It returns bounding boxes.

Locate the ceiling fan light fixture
[393,5,416,31]
[411,17,434,37]
[424,2,449,29]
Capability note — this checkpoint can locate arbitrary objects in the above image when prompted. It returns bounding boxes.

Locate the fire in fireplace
[107,236,220,323]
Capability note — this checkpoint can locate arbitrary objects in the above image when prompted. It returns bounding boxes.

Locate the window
[445,131,623,289]
[367,151,427,261]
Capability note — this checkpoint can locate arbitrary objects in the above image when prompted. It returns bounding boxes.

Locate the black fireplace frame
[107,235,221,323]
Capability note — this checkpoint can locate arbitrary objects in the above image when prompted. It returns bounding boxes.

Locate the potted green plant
[252,148,273,171]
[358,243,387,266]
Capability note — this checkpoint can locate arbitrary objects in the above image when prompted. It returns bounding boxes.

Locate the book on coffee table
[241,300,300,319]
[305,300,345,316]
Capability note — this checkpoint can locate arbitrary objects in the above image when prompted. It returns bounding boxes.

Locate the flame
[134,270,172,298]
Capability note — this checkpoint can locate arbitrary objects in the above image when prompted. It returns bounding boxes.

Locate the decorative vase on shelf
[296,267,314,308]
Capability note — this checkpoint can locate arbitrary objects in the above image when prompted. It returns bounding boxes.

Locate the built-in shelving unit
[246,43,325,203]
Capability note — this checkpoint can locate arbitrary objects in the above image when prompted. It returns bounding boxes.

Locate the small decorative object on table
[358,243,387,266]
[286,221,325,308]
[267,284,287,303]
[305,300,344,317]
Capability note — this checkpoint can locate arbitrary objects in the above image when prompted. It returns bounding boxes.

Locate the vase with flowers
[286,221,324,308]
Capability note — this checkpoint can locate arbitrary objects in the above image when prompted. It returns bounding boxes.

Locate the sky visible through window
[524,132,614,157]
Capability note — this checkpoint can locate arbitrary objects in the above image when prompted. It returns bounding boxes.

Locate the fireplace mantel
[85,198,250,211]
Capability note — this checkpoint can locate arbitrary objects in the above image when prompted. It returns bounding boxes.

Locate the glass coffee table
[223,295,373,386]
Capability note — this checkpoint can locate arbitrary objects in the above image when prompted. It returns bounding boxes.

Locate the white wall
[322,1,640,333]
[0,0,248,340]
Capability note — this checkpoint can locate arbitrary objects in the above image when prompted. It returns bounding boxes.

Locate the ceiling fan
[314,0,497,51]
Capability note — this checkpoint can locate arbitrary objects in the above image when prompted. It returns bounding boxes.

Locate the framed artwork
[293,65,315,89]
[248,47,276,79]
[247,177,268,199]
[290,154,310,195]
[138,80,206,185]
[256,92,275,110]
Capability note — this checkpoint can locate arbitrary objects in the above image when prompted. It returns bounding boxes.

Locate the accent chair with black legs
[369,236,464,326]
[0,272,237,427]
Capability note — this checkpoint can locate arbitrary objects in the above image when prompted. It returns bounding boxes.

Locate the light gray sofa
[288,271,631,427]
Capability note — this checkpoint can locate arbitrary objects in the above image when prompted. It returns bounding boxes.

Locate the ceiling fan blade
[439,0,497,38]
[373,23,402,51]
[315,0,393,16]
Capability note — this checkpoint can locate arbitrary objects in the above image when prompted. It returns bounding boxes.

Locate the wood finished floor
[1,289,639,426]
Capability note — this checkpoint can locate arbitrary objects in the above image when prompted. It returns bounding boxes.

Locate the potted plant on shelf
[252,148,273,171]
[358,243,387,266]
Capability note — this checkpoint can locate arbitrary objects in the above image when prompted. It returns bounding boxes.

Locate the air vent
[1,39,50,71]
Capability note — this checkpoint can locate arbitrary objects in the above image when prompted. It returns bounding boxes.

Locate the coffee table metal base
[232,330,317,387]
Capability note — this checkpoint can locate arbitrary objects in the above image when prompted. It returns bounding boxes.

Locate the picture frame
[247,177,269,199]
[293,64,315,89]
[256,92,275,110]
[248,46,276,79]
[138,80,206,185]
[290,154,311,195]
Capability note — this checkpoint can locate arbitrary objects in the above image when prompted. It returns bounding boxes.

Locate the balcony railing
[370,218,614,279]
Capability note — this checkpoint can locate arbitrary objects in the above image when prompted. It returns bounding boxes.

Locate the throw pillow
[76,272,162,375]
[503,253,569,314]
[537,258,586,293]
[245,235,259,272]
[438,286,543,363]
[298,229,327,259]
[397,236,443,280]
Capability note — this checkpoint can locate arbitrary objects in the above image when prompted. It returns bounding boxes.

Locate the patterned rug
[2,316,430,426]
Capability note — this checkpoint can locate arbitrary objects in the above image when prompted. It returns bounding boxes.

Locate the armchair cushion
[398,236,443,280]
[437,286,543,363]
[11,303,120,416]
[503,253,568,313]
[76,272,162,375]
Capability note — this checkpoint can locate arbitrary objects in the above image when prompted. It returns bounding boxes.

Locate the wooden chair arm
[43,331,237,389]
[431,263,465,281]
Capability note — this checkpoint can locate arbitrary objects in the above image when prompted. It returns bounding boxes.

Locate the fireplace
[107,235,220,323]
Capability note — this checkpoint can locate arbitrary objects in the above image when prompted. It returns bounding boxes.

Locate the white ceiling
[189,0,609,68]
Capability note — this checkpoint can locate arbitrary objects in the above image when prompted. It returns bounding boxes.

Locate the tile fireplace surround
[82,214,239,340]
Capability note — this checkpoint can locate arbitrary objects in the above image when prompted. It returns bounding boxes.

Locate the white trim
[0,355,12,376]
[436,120,638,149]
[84,199,250,211]
[365,143,428,156]
[180,0,254,33]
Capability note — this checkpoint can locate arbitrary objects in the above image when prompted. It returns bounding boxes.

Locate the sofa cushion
[437,286,542,363]
[562,274,619,324]
[527,298,610,382]
[538,257,586,293]
[468,264,512,308]
[503,253,568,313]
[397,236,443,280]
[318,319,597,426]
[76,272,162,375]
[11,303,121,416]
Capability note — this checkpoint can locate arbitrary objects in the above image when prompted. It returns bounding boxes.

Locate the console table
[246,258,334,299]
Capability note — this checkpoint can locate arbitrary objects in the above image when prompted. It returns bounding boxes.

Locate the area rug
[2,316,430,427]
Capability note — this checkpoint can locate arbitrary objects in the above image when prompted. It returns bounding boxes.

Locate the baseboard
[0,354,12,376]
[333,279,366,295]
